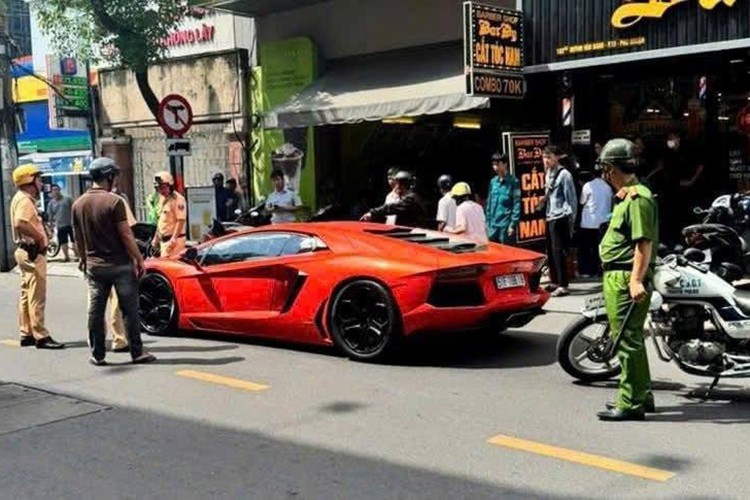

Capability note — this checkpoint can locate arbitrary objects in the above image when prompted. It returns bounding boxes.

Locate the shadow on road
[146,344,239,353]
[96,356,245,367]
[392,330,558,369]
[0,402,587,499]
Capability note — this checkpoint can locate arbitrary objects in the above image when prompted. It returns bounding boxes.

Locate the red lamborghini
[139,222,549,361]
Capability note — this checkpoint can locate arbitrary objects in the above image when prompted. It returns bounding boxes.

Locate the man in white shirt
[266,170,304,224]
[578,170,613,277]
[435,174,457,231]
[445,182,488,244]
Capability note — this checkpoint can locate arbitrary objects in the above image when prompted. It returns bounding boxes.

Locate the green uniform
[599,180,658,412]
[486,175,521,244]
[146,192,160,224]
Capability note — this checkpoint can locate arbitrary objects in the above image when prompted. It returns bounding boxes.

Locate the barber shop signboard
[502,132,550,245]
[463,2,525,99]
[524,0,748,66]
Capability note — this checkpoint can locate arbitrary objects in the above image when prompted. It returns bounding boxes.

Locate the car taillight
[532,257,547,273]
[436,265,488,281]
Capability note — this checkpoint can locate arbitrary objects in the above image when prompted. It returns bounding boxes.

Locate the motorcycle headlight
[649,292,664,311]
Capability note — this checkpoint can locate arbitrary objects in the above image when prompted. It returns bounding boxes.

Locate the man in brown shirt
[10,165,65,349]
[72,158,155,366]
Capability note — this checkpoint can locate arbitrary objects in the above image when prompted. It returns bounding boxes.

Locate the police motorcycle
[682,193,750,283]
[557,253,750,398]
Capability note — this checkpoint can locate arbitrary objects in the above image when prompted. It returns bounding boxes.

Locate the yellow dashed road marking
[488,433,674,482]
[1,340,20,347]
[176,370,269,392]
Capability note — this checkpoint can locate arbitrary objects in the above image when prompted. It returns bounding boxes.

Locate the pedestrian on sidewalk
[578,169,613,277]
[542,146,578,297]
[47,184,76,262]
[72,158,156,366]
[485,153,521,244]
[10,165,66,349]
[151,171,187,258]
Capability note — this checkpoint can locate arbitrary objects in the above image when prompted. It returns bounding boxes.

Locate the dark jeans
[546,217,571,288]
[578,227,603,276]
[86,264,143,361]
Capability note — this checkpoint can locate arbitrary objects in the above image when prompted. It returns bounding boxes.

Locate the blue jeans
[86,265,144,361]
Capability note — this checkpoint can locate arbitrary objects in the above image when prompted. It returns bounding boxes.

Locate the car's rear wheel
[139,273,177,335]
[330,280,398,361]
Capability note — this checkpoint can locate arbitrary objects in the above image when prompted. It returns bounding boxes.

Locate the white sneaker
[550,287,570,297]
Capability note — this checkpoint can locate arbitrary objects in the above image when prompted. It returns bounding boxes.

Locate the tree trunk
[135,69,160,121]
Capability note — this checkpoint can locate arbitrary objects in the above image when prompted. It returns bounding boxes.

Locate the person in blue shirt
[485,153,521,244]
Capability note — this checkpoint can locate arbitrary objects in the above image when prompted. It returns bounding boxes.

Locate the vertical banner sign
[463,2,525,99]
[503,132,550,245]
[185,186,217,241]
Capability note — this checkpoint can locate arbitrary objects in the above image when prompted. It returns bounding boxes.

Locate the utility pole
[0,1,18,272]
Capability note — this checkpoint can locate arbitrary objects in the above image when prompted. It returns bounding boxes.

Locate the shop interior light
[683,112,690,117]
[718,116,730,121]
[730,59,745,64]
[453,116,482,129]
[382,117,416,124]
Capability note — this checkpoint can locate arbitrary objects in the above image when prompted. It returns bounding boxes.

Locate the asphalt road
[0,272,749,499]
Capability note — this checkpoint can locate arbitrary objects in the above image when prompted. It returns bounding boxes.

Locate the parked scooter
[558,253,750,398]
[682,193,750,283]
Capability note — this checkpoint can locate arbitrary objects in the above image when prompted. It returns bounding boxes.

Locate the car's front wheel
[329,280,399,361]
[139,273,177,335]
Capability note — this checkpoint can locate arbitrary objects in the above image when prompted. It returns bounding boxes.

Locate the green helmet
[596,138,638,172]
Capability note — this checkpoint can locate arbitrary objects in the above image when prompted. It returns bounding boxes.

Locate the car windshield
[198,232,327,266]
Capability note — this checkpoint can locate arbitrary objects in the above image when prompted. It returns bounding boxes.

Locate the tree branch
[90,0,160,120]
[135,70,160,120]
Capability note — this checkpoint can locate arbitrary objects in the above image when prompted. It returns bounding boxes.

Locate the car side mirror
[181,247,200,267]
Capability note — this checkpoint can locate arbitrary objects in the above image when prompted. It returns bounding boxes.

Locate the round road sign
[158,94,194,137]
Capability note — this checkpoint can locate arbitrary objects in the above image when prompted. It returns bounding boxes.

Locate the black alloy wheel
[139,273,177,335]
[330,280,398,361]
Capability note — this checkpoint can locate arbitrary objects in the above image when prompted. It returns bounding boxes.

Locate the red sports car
[139,222,549,361]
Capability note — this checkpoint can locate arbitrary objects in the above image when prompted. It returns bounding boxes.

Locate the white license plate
[495,273,525,290]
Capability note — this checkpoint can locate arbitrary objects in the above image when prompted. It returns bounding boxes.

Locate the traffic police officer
[11,165,65,349]
[150,171,187,258]
[596,139,658,421]
[486,153,522,244]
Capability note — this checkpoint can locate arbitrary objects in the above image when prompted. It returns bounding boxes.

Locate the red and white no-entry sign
[158,94,193,137]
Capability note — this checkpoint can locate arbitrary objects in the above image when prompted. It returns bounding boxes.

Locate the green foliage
[29,0,190,71]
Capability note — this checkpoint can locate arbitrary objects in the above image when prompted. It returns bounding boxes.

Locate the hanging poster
[503,132,550,245]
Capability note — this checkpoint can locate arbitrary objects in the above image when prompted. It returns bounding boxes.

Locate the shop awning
[264,46,490,129]
[18,150,93,176]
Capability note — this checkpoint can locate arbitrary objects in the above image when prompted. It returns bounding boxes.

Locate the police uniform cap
[12,164,41,187]
[394,171,412,183]
[155,170,175,186]
[597,138,638,173]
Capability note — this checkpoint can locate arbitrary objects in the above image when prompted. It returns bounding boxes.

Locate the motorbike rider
[361,171,427,228]
[151,171,187,258]
[596,138,659,422]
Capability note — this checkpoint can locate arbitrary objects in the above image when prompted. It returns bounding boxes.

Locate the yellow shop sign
[12,76,48,103]
[612,0,736,29]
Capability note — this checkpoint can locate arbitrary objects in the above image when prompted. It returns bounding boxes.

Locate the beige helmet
[154,171,174,186]
[450,182,472,198]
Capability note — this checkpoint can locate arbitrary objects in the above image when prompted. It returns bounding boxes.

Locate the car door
[183,232,321,335]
